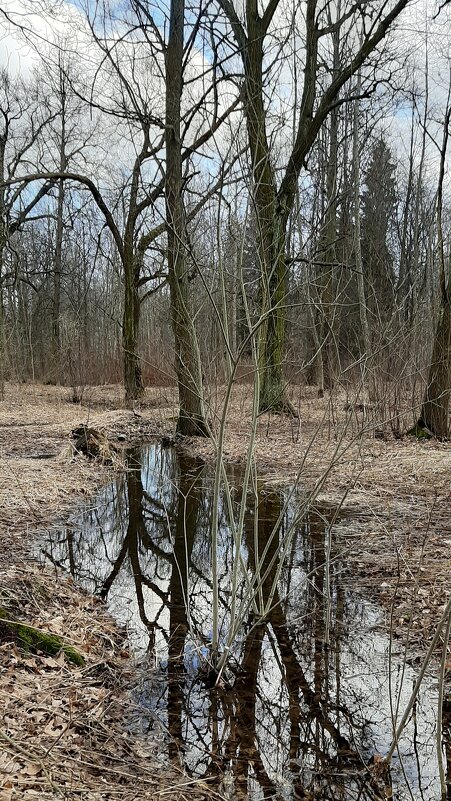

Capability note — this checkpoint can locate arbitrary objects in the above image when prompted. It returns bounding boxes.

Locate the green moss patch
[0,607,85,666]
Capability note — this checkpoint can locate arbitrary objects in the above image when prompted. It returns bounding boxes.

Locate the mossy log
[406,420,434,439]
[0,607,85,666]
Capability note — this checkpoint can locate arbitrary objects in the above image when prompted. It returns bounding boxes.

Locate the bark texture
[165,0,208,435]
[416,104,451,440]
[123,253,144,406]
[418,296,451,439]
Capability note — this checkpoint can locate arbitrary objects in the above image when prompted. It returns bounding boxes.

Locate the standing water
[41,443,448,800]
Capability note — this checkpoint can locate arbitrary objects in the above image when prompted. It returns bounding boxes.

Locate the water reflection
[42,444,447,800]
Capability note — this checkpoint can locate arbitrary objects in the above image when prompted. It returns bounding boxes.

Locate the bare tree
[217,0,411,413]
[165,0,208,434]
[352,81,376,402]
[0,70,55,398]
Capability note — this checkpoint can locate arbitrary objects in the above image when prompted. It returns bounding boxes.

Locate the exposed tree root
[71,425,119,462]
[176,413,210,437]
[259,396,299,418]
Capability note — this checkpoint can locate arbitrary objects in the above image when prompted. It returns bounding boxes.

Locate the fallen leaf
[21,763,42,777]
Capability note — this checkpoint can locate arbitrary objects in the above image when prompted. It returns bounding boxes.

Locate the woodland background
[1,0,450,438]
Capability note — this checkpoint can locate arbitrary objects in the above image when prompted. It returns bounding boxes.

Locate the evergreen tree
[361,138,398,324]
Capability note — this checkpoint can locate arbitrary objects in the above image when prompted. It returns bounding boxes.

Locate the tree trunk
[52,64,68,384]
[165,0,208,436]
[219,0,410,415]
[415,102,451,440]
[316,15,341,393]
[0,267,4,401]
[418,295,451,439]
[122,252,144,406]
[52,177,64,382]
[243,23,293,414]
[258,221,291,412]
[307,284,325,396]
[353,87,377,402]
[0,137,6,399]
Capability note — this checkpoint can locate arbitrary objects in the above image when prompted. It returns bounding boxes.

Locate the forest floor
[0,381,450,799]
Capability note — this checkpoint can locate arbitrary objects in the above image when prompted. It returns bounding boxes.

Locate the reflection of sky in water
[41,444,444,801]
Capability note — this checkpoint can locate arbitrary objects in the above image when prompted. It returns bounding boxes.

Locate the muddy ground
[0,381,450,799]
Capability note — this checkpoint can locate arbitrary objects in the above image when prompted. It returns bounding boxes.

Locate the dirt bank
[0,381,449,799]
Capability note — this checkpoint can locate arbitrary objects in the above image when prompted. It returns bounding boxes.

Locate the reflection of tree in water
[42,445,442,801]
[207,494,391,801]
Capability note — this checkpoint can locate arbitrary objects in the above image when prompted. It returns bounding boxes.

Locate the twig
[0,729,64,797]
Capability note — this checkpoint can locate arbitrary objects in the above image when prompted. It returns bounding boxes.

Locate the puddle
[41,443,448,800]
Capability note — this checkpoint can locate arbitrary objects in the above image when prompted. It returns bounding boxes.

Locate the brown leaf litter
[195,382,451,658]
[0,561,217,800]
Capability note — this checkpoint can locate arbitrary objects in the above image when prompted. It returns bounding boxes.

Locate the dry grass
[0,382,176,546]
[201,382,450,498]
[1,379,449,646]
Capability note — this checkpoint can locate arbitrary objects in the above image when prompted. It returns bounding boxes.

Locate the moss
[406,422,433,439]
[0,607,85,666]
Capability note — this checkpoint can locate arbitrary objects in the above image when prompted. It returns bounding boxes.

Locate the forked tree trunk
[219,0,409,416]
[165,0,208,436]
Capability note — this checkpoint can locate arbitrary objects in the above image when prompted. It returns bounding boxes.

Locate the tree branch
[278,0,410,211]
[1,172,124,259]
